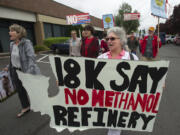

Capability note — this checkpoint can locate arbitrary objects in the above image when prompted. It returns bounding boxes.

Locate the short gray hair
[9,24,27,39]
[107,27,127,46]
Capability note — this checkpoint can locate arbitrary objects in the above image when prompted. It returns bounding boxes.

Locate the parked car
[50,40,70,54]
[174,35,180,45]
[166,35,175,44]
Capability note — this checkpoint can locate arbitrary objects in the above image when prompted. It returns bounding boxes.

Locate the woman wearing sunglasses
[98,27,138,135]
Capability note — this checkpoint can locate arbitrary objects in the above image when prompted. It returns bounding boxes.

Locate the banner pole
[157,17,160,56]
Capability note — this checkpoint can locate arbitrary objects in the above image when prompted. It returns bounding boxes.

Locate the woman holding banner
[98,27,138,135]
[3,24,40,117]
[81,25,99,58]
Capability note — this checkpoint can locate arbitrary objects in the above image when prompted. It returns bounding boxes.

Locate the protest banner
[0,71,14,102]
[102,14,114,29]
[124,13,140,21]
[17,56,169,132]
[66,13,91,25]
[151,0,167,19]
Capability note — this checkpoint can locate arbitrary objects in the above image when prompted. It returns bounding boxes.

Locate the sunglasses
[106,37,120,41]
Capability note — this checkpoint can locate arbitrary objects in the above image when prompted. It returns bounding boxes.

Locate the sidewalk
[0,51,53,59]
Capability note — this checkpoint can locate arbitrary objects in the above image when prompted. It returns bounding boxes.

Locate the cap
[149,27,155,32]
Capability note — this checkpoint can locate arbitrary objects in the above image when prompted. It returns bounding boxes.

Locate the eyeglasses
[106,37,120,41]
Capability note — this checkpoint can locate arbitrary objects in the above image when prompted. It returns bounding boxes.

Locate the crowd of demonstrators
[98,27,138,135]
[127,31,140,54]
[80,25,99,58]
[69,30,81,57]
[2,23,162,122]
[140,27,161,61]
[3,24,41,118]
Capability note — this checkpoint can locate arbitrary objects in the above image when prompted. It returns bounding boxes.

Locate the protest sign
[17,56,169,132]
[102,14,114,29]
[124,13,140,21]
[0,71,14,102]
[66,13,91,25]
[151,0,167,19]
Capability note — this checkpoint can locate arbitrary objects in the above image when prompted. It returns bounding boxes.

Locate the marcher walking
[127,31,139,54]
[3,24,40,117]
[98,27,138,135]
[81,25,99,58]
[140,27,161,61]
[69,30,81,57]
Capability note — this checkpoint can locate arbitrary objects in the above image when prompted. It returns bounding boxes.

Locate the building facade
[0,0,103,53]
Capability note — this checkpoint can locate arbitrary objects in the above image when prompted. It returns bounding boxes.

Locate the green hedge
[34,45,50,52]
[43,37,70,48]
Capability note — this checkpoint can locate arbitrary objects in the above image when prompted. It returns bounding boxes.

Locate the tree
[157,4,180,35]
[172,4,180,34]
[114,3,140,34]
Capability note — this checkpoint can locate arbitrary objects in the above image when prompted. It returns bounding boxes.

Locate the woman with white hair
[98,27,138,135]
[98,27,138,60]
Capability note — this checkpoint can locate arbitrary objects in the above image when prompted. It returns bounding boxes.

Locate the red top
[81,37,99,58]
[85,37,94,56]
[107,50,125,59]
[140,35,162,58]
[100,39,109,53]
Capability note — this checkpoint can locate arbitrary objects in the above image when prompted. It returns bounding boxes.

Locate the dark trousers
[11,68,30,109]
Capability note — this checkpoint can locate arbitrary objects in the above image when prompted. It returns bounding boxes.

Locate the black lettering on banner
[64,59,81,88]
[68,107,80,127]
[81,107,92,126]
[127,111,140,128]
[107,110,118,127]
[54,57,64,86]
[117,111,129,127]
[85,60,106,90]
[93,108,107,127]
[149,67,168,94]
[141,114,155,130]
[110,62,130,91]
[53,105,67,126]
[128,65,148,93]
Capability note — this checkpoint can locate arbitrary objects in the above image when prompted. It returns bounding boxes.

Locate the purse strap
[129,52,134,60]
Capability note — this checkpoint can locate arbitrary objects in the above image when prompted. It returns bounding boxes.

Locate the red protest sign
[66,13,91,25]
[124,13,140,21]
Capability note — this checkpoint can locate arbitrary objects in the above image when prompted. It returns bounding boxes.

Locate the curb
[35,50,53,55]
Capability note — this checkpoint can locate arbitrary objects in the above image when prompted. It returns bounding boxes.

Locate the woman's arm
[24,40,40,74]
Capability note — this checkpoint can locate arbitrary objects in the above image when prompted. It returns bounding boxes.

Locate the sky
[54,0,180,30]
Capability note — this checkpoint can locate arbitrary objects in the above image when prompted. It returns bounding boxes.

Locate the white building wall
[0,6,36,22]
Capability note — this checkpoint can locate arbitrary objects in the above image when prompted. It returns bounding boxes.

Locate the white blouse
[11,45,21,68]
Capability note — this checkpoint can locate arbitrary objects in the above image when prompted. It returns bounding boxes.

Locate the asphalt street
[0,44,180,135]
